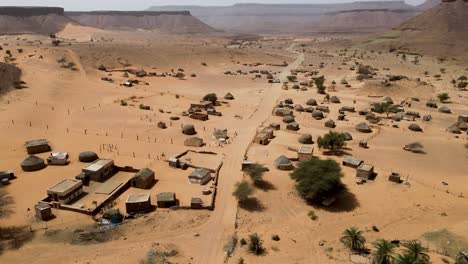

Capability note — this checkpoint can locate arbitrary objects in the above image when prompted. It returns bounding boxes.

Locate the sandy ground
[0,29,467,264]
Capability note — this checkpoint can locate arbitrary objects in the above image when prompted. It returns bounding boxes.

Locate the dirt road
[197,43,304,264]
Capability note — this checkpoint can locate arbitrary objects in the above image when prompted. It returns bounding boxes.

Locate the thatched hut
[306,99,317,106]
[182,124,197,135]
[284,98,293,104]
[304,106,315,113]
[295,104,304,112]
[21,155,46,172]
[287,122,300,131]
[157,122,167,129]
[312,110,324,120]
[316,106,330,113]
[298,134,313,144]
[213,129,228,140]
[447,124,461,134]
[78,151,99,163]
[274,155,293,170]
[356,122,372,133]
[324,119,335,128]
[283,115,295,123]
[330,96,341,104]
[224,92,235,100]
[343,132,353,141]
[408,123,423,132]
[383,96,394,104]
[438,106,451,114]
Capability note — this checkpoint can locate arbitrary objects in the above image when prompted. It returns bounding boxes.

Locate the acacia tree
[290,159,344,203]
[247,233,265,255]
[314,76,326,94]
[317,131,346,152]
[203,93,218,103]
[372,102,399,118]
[245,163,266,183]
[233,181,254,203]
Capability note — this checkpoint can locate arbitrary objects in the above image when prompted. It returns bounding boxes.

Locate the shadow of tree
[239,197,265,212]
[0,226,35,256]
[317,187,360,213]
[253,180,276,192]
[322,147,353,157]
[0,189,14,219]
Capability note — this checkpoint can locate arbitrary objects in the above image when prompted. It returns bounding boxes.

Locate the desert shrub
[271,234,280,241]
[240,238,247,246]
[247,233,265,255]
[120,100,127,106]
[437,93,450,102]
[98,64,107,71]
[308,210,317,220]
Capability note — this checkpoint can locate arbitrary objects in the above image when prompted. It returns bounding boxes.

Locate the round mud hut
[306,99,317,106]
[325,119,335,128]
[284,98,293,105]
[274,155,293,170]
[330,96,341,104]
[298,134,313,144]
[182,124,197,135]
[283,115,295,123]
[21,155,46,172]
[295,104,304,112]
[356,122,372,133]
[312,110,324,120]
[304,106,315,113]
[408,123,423,132]
[224,92,235,100]
[343,132,353,141]
[438,106,451,114]
[78,151,99,163]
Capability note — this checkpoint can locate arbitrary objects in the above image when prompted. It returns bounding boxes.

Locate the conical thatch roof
[182,124,197,135]
[79,151,99,163]
[298,134,313,144]
[325,119,335,128]
[343,132,353,141]
[287,122,300,131]
[295,104,304,112]
[312,110,324,120]
[306,98,317,106]
[438,106,451,113]
[356,122,372,133]
[383,96,394,104]
[224,92,235,100]
[408,123,422,132]
[283,115,295,123]
[304,106,314,113]
[21,155,46,172]
[274,155,293,170]
[330,96,341,103]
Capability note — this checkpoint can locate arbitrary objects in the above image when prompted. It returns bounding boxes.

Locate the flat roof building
[131,168,155,189]
[25,139,51,154]
[254,132,270,145]
[157,192,177,208]
[356,164,374,179]
[342,156,364,168]
[298,146,314,161]
[125,193,152,214]
[189,168,212,185]
[47,179,83,204]
[82,159,115,182]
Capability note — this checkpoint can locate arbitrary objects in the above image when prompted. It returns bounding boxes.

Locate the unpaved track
[196,43,304,264]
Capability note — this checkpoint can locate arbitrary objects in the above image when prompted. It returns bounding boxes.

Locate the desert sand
[0,1,467,264]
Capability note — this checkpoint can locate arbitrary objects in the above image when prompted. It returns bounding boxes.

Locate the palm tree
[402,240,430,264]
[394,253,418,264]
[372,239,396,264]
[341,227,366,252]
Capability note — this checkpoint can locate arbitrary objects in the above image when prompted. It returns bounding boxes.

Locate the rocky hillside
[148,1,417,34]
[66,11,216,34]
[416,0,441,11]
[0,7,75,35]
[361,0,468,57]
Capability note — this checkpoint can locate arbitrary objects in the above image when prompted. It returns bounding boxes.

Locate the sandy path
[196,43,304,264]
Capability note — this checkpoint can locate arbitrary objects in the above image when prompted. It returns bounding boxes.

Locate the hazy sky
[1,0,426,11]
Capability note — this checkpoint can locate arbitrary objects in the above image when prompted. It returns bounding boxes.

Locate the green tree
[372,239,396,264]
[290,159,344,203]
[401,240,430,264]
[317,131,346,152]
[314,76,326,94]
[233,181,254,203]
[341,227,366,253]
[203,93,218,103]
[437,93,450,102]
[372,102,399,118]
[247,233,265,255]
[394,253,418,264]
[245,163,266,182]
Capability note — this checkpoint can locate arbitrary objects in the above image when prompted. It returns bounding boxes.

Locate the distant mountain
[148,1,418,34]
[416,0,441,11]
[0,7,75,35]
[362,0,468,56]
[66,11,216,34]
